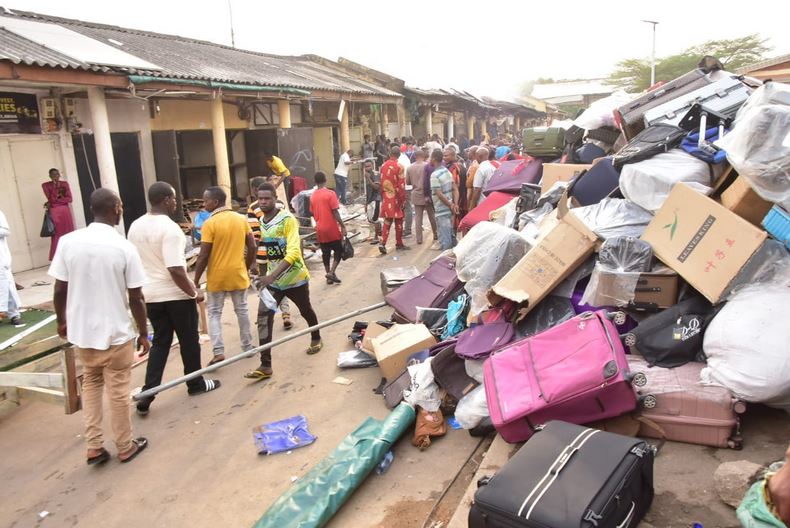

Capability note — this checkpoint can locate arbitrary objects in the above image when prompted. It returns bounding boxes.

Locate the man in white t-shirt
[49,188,150,465]
[470,147,496,209]
[128,182,221,417]
[333,148,354,205]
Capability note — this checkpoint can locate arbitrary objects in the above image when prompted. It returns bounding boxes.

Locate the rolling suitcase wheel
[623,333,636,347]
[639,394,657,409]
[626,371,648,388]
[607,311,627,326]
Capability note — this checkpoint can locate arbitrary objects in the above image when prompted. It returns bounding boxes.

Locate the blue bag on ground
[253,415,316,455]
[681,127,728,164]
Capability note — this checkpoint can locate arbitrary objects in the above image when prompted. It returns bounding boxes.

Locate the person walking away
[333,148,354,206]
[42,168,75,261]
[49,188,149,465]
[248,176,293,330]
[128,183,221,416]
[0,208,23,326]
[309,172,347,284]
[245,183,322,381]
[375,135,388,168]
[378,146,409,254]
[397,147,413,238]
[465,146,479,212]
[364,161,382,245]
[193,186,256,365]
[430,149,458,250]
[406,150,437,245]
[263,152,291,206]
[469,147,495,209]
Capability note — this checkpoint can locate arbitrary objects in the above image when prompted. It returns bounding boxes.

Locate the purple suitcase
[384,254,465,323]
[484,310,643,443]
[483,159,543,196]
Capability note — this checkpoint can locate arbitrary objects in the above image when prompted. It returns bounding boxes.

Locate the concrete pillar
[340,101,350,152]
[467,115,475,141]
[515,114,521,133]
[425,105,433,136]
[397,102,407,138]
[447,113,454,140]
[277,99,291,129]
[86,87,119,194]
[481,119,488,141]
[382,103,389,138]
[210,94,231,205]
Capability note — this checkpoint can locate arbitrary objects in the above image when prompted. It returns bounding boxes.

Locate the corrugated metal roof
[0,26,107,71]
[736,53,790,74]
[0,9,400,97]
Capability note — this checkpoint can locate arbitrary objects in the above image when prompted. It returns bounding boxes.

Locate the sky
[8,0,789,100]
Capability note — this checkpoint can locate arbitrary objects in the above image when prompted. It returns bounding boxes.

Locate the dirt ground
[1,231,789,528]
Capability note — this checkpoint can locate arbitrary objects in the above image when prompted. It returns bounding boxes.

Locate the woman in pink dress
[42,168,75,260]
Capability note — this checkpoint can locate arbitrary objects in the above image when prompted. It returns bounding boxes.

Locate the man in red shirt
[378,146,409,255]
[309,172,347,284]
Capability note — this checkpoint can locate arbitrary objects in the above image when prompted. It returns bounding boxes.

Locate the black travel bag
[612,124,687,170]
[469,420,655,528]
[567,157,622,206]
[623,294,720,368]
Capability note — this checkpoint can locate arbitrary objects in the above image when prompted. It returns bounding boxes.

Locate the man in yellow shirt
[265,152,291,206]
[194,186,257,365]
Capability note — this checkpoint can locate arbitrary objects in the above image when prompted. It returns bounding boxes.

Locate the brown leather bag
[412,406,447,450]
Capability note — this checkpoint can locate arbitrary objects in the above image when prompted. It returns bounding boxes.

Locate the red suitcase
[458,191,514,233]
[627,355,745,449]
[384,254,465,323]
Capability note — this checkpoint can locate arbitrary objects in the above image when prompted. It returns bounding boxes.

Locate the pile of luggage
[356,67,790,528]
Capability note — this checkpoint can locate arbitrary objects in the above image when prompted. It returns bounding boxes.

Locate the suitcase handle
[634,286,661,293]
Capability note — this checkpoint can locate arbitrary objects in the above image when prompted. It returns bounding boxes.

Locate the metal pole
[228,0,236,48]
[133,301,388,401]
[642,20,659,87]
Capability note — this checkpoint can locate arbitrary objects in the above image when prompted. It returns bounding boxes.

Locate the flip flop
[119,438,148,464]
[87,447,110,466]
[244,368,272,381]
[306,342,323,355]
[207,355,225,366]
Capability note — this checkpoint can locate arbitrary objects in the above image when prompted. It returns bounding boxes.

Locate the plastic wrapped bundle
[597,236,653,272]
[717,82,790,202]
[571,198,654,240]
[454,222,531,317]
[619,149,720,213]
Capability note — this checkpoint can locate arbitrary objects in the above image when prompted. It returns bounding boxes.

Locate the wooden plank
[0,371,63,389]
[61,348,81,415]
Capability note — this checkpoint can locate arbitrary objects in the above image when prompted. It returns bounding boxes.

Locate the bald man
[49,188,150,465]
[469,147,495,209]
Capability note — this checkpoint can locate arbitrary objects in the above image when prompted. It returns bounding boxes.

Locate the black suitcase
[567,157,622,206]
[469,421,655,528]
[615,68,712,140]
[623,294,720,368]
[611,123,687,171]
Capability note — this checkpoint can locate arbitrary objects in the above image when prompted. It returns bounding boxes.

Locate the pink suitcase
[484,310,643,443]
[627,355,745,449]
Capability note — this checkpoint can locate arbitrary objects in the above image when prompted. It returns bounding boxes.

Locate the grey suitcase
[643,76,753,128]
[380,266,420,296]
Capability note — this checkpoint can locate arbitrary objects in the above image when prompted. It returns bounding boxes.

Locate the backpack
[612,124,687,170]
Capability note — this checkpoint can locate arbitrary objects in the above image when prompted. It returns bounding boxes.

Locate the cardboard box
[361,323,388,354]
[371,324,436,380]
[641,183,767,304]
[594,267,679,310]
[490,195,598,313]
[540,163,591,194]
[719,176,773,227]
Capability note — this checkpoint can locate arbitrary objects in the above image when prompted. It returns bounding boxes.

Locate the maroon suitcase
[627,355,745,449]
[615,69,712,140]
[384,254,465,323]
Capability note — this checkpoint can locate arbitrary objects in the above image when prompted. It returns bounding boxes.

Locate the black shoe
[136,398,152,416]
[188,379,222,396]
[9,316,23,326]
[378,244,387,255]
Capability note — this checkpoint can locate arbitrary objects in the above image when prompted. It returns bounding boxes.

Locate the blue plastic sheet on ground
[253,415,317,455]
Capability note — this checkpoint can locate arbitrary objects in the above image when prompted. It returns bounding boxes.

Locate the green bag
[737,481,786,528]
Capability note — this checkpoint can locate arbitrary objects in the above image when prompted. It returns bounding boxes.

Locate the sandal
[87,447,110,466]
[119,438,148,464]
[244,367,273,381]
[207,354,225,366]
[306,341,323,355]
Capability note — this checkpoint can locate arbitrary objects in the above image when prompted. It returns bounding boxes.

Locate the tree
[607,34,772,93]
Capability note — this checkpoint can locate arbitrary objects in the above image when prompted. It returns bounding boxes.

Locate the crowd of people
[354,133,523,254]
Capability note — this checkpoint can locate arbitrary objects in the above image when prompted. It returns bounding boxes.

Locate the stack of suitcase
[384,254,465,323]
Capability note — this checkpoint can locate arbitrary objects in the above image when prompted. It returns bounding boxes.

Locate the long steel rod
[133,301,388,401]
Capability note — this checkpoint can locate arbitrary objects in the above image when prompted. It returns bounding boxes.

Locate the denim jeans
[334,174,348,205]
[205,290,254,356]
[436,214,456,250]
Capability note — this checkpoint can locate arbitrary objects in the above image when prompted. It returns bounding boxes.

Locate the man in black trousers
[128,182,221,415]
